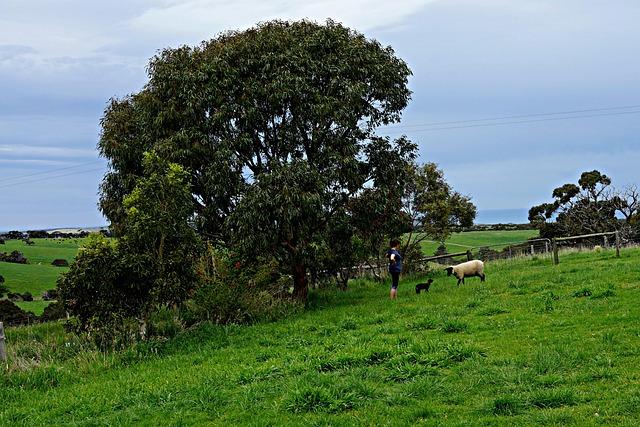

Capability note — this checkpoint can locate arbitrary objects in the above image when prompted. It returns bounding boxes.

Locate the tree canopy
[98,20,417,300]
[529,170,623,238]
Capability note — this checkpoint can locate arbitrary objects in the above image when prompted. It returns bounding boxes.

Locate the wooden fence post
[545,241,549,253]
[615,231,621,258]
[466,250,472,261]
[604,235,608,247]
[0,322,7,369]
[530,245,534,256]
[552,238,559,265]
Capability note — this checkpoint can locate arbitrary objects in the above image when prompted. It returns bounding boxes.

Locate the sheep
[415,279,433,294]
[445,260,485,286]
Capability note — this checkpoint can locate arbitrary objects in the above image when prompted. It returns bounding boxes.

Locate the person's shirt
[386,248,403,273]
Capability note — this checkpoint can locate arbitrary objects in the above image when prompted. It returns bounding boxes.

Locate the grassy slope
[2,248,640,426]
[0,238,83,312]
[420,229,539,255]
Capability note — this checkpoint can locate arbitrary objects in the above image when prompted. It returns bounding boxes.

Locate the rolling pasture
[2,247,640,425]
[0,238,83,314]
[419,229,539,255]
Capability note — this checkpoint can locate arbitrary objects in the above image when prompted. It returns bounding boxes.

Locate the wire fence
[344,230,640,281]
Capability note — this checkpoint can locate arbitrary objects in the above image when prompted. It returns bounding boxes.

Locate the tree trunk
[292,263,309,301]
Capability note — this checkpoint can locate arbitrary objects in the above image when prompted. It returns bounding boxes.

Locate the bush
[190,249,300,325]
[21,292,34,302]
[8,292,22,301]
[51,259,69,267]
[39,302,67,322]
[0,300,36,326]
[0,283,8,298]
[57,234,149,342]
[0,250,28,264]
[477,246,500,261]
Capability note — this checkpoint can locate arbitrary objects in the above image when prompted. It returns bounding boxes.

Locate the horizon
[0,209,531,232]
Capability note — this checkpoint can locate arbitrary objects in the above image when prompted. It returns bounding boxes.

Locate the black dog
[415,279,433,294]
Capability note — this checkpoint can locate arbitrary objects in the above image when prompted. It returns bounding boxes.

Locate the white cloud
[130,0,437,39]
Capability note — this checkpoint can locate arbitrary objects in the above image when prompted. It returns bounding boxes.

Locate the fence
[342,230,639,281]
[0,322,6,369]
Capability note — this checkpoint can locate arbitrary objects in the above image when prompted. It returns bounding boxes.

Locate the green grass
[13,300,51,316]
[2,247,640,425]
[1,238,83,264]
[0,238,83,313]
[419,229,539,255]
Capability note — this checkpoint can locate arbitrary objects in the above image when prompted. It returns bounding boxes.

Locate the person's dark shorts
[390,272,400,289]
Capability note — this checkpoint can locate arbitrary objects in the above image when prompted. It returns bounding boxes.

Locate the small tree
[529,170,620,238]
[401,162,476,269]
[59,154,201,337]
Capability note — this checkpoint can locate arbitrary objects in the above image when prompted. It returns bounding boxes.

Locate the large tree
[99,20,416,300]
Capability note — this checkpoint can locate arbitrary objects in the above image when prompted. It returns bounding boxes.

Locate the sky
[1,0,639,229]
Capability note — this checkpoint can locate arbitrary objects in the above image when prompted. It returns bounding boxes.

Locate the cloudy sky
[1,0,639,229]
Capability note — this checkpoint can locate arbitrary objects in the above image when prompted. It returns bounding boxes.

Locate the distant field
[419,229,539,255]
[0,238,84,313]
[2,247,639,425]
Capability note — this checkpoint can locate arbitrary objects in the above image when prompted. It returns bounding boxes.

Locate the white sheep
[446,260,485,286]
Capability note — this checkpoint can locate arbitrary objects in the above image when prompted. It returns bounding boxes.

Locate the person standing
[386,238,403,299]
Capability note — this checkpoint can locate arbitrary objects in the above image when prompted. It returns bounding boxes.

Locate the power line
[0,167,105,190]
[1,160,105,183]
[381,109,640,134]
[382,104,640,130]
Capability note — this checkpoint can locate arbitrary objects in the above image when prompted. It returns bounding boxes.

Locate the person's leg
[390,272,399,299]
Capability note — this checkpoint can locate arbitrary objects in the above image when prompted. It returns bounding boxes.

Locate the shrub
[8,292,22,301]
[21,292,34,302]
[57,234,149,343]
[0,250,28,264]
[190,248,300,325]
[39,302,67,322]
[51,259,69,267]
[0,300,36,326]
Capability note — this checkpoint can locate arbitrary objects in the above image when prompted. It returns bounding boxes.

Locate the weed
[440,318,467,333]
[492,395,524,415]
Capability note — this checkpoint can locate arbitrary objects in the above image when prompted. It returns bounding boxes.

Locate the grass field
[419,229,539,255]
[2,247,639,425]
[0,238,84,312]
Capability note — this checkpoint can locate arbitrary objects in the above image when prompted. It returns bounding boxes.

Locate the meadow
[0,238,84,314]
[2,247,639,425]
[419,229,539,255]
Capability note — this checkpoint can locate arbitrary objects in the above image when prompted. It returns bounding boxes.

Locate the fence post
[615,231,621,258]
[530,245,534,256]
[552,238,559,265]
[604,235,608,247]
[0,322,7,369]
[545,241,549,253]
[466,250,472,261]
